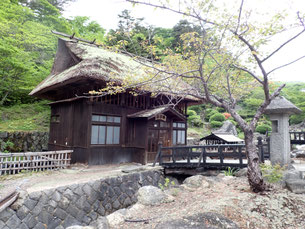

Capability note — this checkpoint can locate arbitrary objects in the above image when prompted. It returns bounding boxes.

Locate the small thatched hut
[30,37,199,165]
[200,133,244,145]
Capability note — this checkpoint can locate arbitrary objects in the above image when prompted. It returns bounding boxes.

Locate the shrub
[216,107,226,113]
[224,167,237,176]
[188,115,203,127]
[204,109,218,121]
[290,114,305,125]
[187,110,197,117]
[209,113,225,122]
[188,105,205,114]
[255,124,271,134]
[210,121,223,128]
[260,163,285,183]
[223,112,231,119]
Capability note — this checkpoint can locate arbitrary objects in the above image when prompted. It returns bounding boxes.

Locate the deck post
[219,146,223,165]
[238,146,243,166]
[172,148,176,164]
[153,142,163,167]
[187,147,191,164]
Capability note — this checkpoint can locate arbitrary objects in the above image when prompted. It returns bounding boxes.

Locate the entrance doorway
[147,120,171,162]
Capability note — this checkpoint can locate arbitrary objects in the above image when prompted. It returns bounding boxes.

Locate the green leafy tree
[0,0,68,105]
[69,16,106,43]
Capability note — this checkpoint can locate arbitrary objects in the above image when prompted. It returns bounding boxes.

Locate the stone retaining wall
[0,132,48,152]
[0,168,164,229]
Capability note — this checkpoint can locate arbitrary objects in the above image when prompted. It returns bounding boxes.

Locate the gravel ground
[120,175,305,229]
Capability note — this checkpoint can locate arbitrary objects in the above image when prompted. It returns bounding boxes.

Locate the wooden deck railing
[153,139,268,169]
[290,131,305,144]
[0,150,72,176]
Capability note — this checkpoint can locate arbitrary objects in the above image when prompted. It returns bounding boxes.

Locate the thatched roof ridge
[265,96,301,115]
[30,38,146,97]
[29,38,199,102]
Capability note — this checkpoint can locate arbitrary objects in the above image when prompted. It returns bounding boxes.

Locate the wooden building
[30,38,198,165]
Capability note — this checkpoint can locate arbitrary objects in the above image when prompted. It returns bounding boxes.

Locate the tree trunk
[244,130,266,192]
[0,91,9,106]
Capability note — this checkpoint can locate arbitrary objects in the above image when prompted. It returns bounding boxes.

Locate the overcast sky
[63,0,305,83]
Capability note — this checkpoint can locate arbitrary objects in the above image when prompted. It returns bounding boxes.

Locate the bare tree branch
[250,84,285,129]
[261,28,305,63]
[267,55,305,76]
[232,65,263,84]
[236,0,245,33]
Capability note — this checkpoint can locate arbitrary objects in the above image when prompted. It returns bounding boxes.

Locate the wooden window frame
[51,115,60,123]
[173,121,186,145]
[91,114,121,146]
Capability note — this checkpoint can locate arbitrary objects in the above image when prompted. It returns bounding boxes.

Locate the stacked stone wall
[0,132,48,152]
[0,169,164,229]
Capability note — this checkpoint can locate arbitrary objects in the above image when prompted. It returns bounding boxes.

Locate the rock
[235,168,248,177]
[214,120,238,136]
[0,132,8,138]
[66,226,94,229]
[155,212,240,229]
[200,170,220,176]
[136,186,167,206]
[95,216,109,229]
[223,176,235,181]
[182,175,210,189]
[121,165,145,173]
[126,203,145,217]
[291,149,305,158]
[163,194,175,203]
[283,169,302,181]
[285,179,305,194]
[106,209,126,228]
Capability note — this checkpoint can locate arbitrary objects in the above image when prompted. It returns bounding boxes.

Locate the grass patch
[0,101,50,132]
[188,125,209,139]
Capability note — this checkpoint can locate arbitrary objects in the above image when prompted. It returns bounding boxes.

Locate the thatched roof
[30,38,198,102]
[200,133,244,143]
[265,96,301,115]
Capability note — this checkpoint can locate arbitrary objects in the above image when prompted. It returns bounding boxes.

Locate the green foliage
[282,83,305,125]
[0,101,50,131]
[188,115,203,127]
[188,104,205,114]
[69,16,105,43]
[0,0,68,106]
[290,114,305,125]
[204,109,218,122]
[210,121,223,128]
[260,163,285,183]
[1,140,14,153]
[187,126,209,139]
[209,113,225,122]
[159,177,175,191]
[216,107,225,113]
[224,167,237,176]
[187,110,197,116]
[172,20,204,52]
[255,124,271,134]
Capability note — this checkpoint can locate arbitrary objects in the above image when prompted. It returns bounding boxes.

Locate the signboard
[155,114,167,122]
